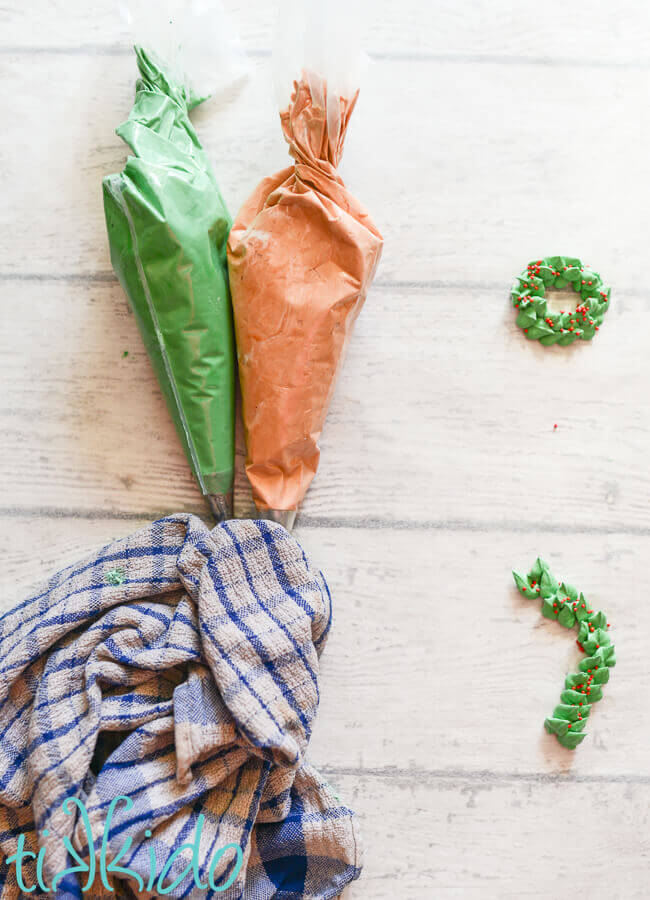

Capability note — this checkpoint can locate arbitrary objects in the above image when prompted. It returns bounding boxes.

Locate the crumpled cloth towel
[0,515,360,899]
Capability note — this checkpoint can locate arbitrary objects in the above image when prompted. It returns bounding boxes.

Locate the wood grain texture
[1,0,649,896]
[333,772,650,899]
[1,279,648,530]
[1,518,647,778]
[2,38,650,285]
[3,0,650,62]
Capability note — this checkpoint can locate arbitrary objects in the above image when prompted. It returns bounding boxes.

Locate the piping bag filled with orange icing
[227,0,383,529]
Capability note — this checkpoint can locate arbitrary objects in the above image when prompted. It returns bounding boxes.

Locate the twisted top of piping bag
[280,75,359,171]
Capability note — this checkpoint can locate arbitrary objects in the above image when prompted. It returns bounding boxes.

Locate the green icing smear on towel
[103,47,235,509]
[513,557,616,749]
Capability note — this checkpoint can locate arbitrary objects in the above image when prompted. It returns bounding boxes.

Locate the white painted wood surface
[1,2,649,897]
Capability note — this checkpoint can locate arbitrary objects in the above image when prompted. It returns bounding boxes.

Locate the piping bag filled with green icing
[103,44,237,520]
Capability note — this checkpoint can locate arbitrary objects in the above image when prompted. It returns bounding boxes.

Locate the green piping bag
[103,46,235,519]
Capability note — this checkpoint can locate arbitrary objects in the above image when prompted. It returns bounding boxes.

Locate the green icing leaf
[558,730,587,749]
[592,667,609,684]
[512,571,527,590]
[561,582,578,602]
[602,646,616,667]
[579,653,604,672]
[544,717,569,736]
[541,598,558,620]
[516,310,537,328]
[596,628,611,646]
[589,611,607,629]
[513,571,537,598]
[554,276,568,289]
[530,558,546,581]
[585,684,603,703]
[568,718,587,733]
[574,597,591,622]
[553,704,590,721]
[565,673,587,689]
[560,689,585,705]
[557,605,576,629]
[538,266,556,284]
[539,568,556,598]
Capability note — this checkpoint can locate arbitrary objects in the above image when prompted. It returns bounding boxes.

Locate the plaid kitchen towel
[0,514,361,899]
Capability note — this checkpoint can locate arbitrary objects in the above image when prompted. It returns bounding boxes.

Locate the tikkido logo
[4,796,243,894]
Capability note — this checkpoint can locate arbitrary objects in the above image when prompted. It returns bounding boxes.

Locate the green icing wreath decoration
[511,256,611,345]
[513,557,615,750]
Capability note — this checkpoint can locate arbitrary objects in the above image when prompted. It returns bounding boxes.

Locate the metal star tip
[259,508,297,531]
[206,492,233,523]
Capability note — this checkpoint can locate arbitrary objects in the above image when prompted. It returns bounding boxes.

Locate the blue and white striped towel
[0,514,361,898]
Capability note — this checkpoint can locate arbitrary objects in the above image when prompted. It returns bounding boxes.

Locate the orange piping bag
[227,73,383,528]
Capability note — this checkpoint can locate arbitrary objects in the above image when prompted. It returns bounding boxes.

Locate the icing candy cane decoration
[513,558,616,749]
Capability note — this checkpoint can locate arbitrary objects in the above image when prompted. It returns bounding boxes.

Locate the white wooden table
[2,2,650,896]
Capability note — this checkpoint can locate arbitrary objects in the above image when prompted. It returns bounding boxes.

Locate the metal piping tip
[206,492,233,523]
[259,508,297,531]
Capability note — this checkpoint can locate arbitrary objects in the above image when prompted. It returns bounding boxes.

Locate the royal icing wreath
[511,256,611,345]
[513,557,615,749]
